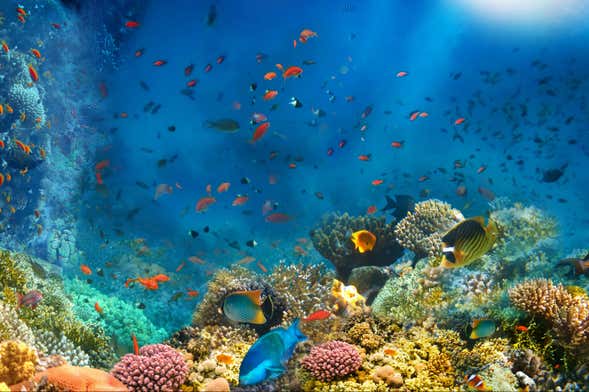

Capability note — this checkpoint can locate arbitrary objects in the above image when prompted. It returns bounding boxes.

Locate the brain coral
[111,343,188,391]
[394,199,464,259]
[301,340,362,382]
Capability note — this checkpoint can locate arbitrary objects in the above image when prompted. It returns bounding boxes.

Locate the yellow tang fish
[351,229,377,253]
[441,217,497,268]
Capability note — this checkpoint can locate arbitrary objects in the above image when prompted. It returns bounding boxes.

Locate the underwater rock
[394,199,464,260]
[310,212,403,281]
[47,229,77,265]
[347,266,390,304]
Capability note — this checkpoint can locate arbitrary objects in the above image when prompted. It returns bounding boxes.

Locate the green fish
[469,319,496,339]
[441,216,497,268]
[222,289,268,325]
[205,118,240,133]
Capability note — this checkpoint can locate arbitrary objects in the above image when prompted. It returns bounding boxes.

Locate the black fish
[168,125,176,132]
[135,181,149,189]
[382,194,415,221]
[139,81,150,91]
[188,229,198,238]
[246,239,257,248]
[151,104,162,114]
[541,163,567,183]
[206,4,217,26]
[143,101,155,112]
[240,177,251,184]
[203,226,210,233]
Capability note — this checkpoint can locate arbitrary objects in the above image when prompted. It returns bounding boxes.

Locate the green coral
[310,212,403,280]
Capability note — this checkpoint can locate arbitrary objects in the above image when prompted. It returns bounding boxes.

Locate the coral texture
[9,365,127,391]
[111,344,188,391]
[394,199,464,259]
[0,300,35,346]
[33,329,90,367]
[301,340,362,382]
[310,212,403,280]
[0,340,38,385]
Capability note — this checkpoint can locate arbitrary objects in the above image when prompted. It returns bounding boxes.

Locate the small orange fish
[0,105,3,115]
[196,196,216,212]
[293,39,297,48]
[94,302,103,314]
[396,71,408,78]
[236,256,255,265]
[131,334,139,355]
[358,154,371,161]
[263,90,278,101]
[410,111,420,121]
[383,348,397,356]
[186,289,199,298]
[418,175,429,182]
[264,72,277,80]
[0,173,4,187]
[0,141,4,149]
[515,325,528,332]
[39,147,46,159]
[371,179,384,186]
[176,262,186,272]
[455,117,466,125]
[257,261,268,273]
[288,163,297,169]
[30,48,41,58]
[17,14,26,23]
[303,309,331,322]
[4,104,13,114]
[477,165,487,174]
[299,28,318,43]
[275,63,284,71]
[367,205,377,214]
[216,353,233,365]
[152,274,170,282]
[80,264,92,275]
[4,173,10,182]
[28,64,39,82]
[136,277,160,290]
[217,182,230,193]
[16,7,26,16]
[252,122,270,142]
[1,41,9,53]
[294,245,308,256]
[206,184,212,194]
[232,195,249,206]
[14,139,31,154]
[153,60,167,66]
[391,141,404,148]
[95,160,110,170]
[283,66,303,79]
[419,112,429,118]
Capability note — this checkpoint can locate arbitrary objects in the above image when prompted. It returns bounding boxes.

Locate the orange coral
[9,365,127,391]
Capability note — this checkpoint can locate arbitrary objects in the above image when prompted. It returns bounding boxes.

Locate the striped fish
[222,289,267,325]
[440,216,497,268]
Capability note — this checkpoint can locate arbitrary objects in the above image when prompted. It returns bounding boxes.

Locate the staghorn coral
[509,279,589,353]
[310,212,403,280]
[301,340,362,382]
[394,199,464,260]
[0,340,38,385]
[111,344,188,392]
[33,329,90,367]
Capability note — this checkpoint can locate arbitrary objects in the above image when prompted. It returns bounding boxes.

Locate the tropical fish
[28,64,39,82]
[263,90,278,101]
[469,319,496,339]
[264,72,277,80]
[153,60,167,66]
[299,29,318,43]
[441,217,498,268]
[205,118,240,133]
[154,184,173,200]
[196,196,216,212]
[125,20,140,28]
[465,374,490,391]
[251,122,270,142]
[222,289,269,325]
[239,319,307,385]
[217,182,230,193]
[366,205,377,214]
[216,353,233,365]
[80,264,92,275]
[17,290,43,309]
[351,230,377,253]
[232,195,249,206]
[283,66,303,78]
[94,302,103,314]
[265,213,291,223]
[302,309,331,322]
[396,71,408,77]
[1,41,9,53]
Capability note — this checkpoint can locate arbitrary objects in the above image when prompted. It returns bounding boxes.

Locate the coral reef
[0,340,38,385]
[0,301,35,346]
[509,279,589,353]
[310,212,403,280]
[10,365,127,391]
[394,199,464,260]
[111,344,188,392]
[301,340,362,382]
[329,278,369,316]
[33,329,90,367]
[347,266,390,304]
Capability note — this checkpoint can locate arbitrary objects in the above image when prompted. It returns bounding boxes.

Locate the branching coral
[310,212,403,280]
[509,279,589,353]
[0,300,35,346]
[0,340,38,385]
[33,329,90,367]
[394,199,464,260]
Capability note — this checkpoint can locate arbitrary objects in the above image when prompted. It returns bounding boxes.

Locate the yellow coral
[0,382,8,392]
[0,340,38,385]
[330,279,368,315]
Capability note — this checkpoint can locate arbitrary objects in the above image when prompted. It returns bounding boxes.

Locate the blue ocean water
[1,0,588,350]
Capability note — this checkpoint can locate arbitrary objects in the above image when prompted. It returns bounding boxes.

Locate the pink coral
[301,340,362,381]
[111,344,188,392]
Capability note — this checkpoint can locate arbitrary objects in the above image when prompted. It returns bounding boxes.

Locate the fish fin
[233,289,264,306]
[472,216,486,225]
[251,309,267,325]
[469,330,478,339]
[472,319,480,328]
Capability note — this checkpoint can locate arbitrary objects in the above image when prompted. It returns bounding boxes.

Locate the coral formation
[33,329,90,367]
[394,199,464,260]
[301,340,362,382]
[509,279,589,352]
[329,278,369,316]
[310,212,403,280]
[111,344,188,392]
[0,340,38,385]
[0,301,35,346]
[10,365,127,391]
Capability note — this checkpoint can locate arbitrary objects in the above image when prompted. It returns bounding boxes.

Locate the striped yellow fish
[440,216,497,268]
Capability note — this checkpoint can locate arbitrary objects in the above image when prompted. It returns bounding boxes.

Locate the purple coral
[111,344,188,391]
[301,340,362,381]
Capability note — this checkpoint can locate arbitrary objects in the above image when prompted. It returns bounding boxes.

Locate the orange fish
[152,273,170,282]
[217,182,230,193]
[293,39,297,48]
[216,353,234,365]
[1,41,9,53]
[303,309,331,322]
[265,213,291,223]
[288,163,296,169]
[264,72,277,80]
[391,141,404,148]
[275,63,284,71]
[176,262,186,272]
[5,173,10,182]
[95,160,110,170]
[14,139,31,154]
[94,302,103,314]
[477,165,487,174]
[206,184,212,195]
[0,105,3,115]
[515,325,528,332]
[17,14,26,23]
[384,348,397,356]
[132,334,139,355]
[16,7,26,16]
[396,71,408,78]
[257,261,268,273]
[196,196,216,212]
[263,90,278,101]
[5,104,13,114]
[154,184,173,200]
[455,117,466,125]
[419,112,429,118]
[28,64,39,82]
[95,171,104,185]
[367,205,377,214]
[232,195,249,206]
[30,49,41,58]
[80,264,92,275]
[299,28,318,43]
[136,277,160,290]
[187,289,199,298]
[135,48,144,57]
[0,141,3,149]
[372,179,384,186]
[236,256,255,265]
[39,147,46,159]
[153,60,167,66]
[283,66,303,79]
[418,175,429,182]
[252,122,270,142]
[188,256,206,264]
[358,154,371,161]
[294,245,308,256]
[125,20,140,28]
[409,111,420,121]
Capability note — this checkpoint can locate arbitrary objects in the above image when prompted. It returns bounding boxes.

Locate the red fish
[134,48,144,57]
[196,196,216,212]
[265,213,291,223]
[251,113,267,124]
[51,23,61,29]
[216,55,225,64]
[125,20,140,28]
[95,160,110,171]
[252,122,270,142]
[204,63,213,72]
[14,139,31,154]
[257,261,268,273]
[391,141,404,148]
[80,264,92,275]
[283,66,303,79]
[358,154,371,161]
[299,28,318,43]
[0,173,4,187]
[263,90,278,101]
[16,7,27,16]
[515,325,528,332]
[396,71,408,78]
[371,179,384,186]
[478,186,495,201]
[95,171,104,185]
[361,105,373,119]
[217,182,230,193]
[153,60,167,66]
[455,117,466,125]
[176,262,186,272]
[17,290,42,309]
[28,64,39,82]
[184,64,194,76]
[186,79,197,87]
[98,81,108,98]
[232,195,249,206]
[1,41,9,53]
[131,334,139,355]
[367,205,377,214]
[303,309,331,322]
[94,302,103,314]
[264,72,277,80]
[409,111,420,121]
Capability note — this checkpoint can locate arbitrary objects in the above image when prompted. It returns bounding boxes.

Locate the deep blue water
[1,0,588,335]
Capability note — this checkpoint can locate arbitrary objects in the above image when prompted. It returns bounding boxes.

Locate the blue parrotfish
[239,319,307,385]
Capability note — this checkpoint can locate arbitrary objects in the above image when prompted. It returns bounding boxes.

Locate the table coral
[394,199,464,260]
[301,340,362,382]
[111,344,188,392]
[0,340,38,385]
[310,212,403,281]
